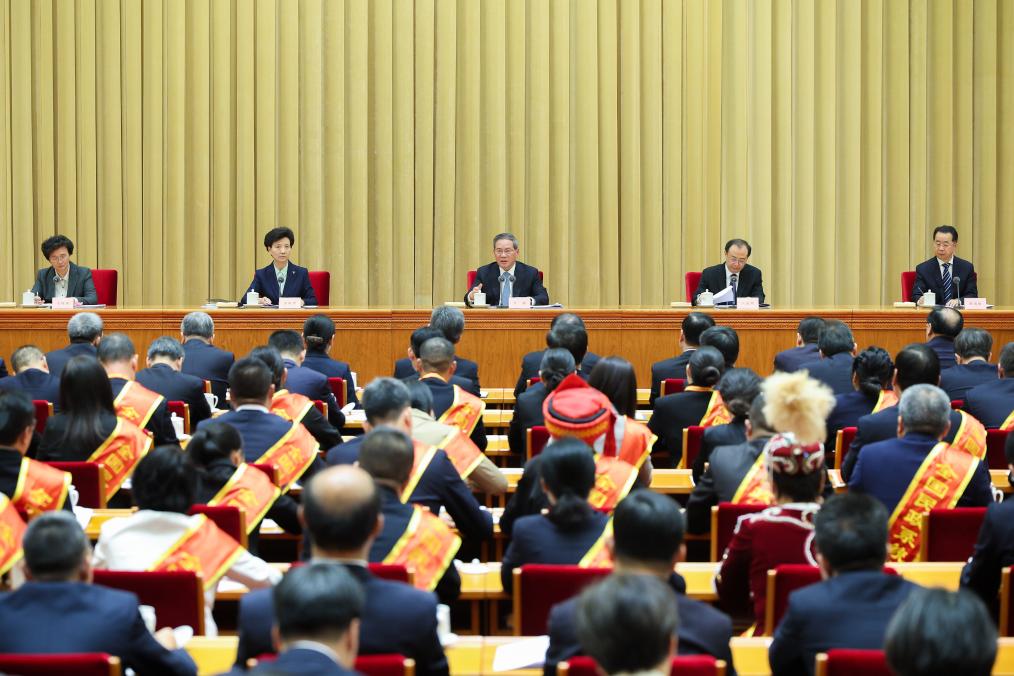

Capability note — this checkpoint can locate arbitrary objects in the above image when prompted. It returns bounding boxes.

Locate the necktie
[499,272,514,307]
[730,274,738,300]
[941,263,952,304]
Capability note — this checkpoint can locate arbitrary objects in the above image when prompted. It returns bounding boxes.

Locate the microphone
[953,276,961,305]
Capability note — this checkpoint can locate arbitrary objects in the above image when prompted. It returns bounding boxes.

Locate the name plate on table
[508,297,533,309]
[278,297,302,309]
[736,297,760,310]
[52,297,76,309]
[964,297,988,309]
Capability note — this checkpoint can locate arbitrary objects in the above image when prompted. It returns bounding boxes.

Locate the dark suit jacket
[198,409,325,482]
[940,361,999,402]
[303,351,360,407]
[649,389,715,468]
[248,647,358,675]
[507,383,549,456]
[181,339,235,403]
[283,359,344,430]
[649,350,694,406]
[910,256,978,303]
[419,376,487,451]
[514,350,600,399]
[136,363,213,429]
[0,581,196,675]
[925,336,957,371]
[544,572,735,676]
[242,262,317,305]
[769,570,921,676]
[825,390,879,447]
[501,511,610,593]
[774,344,821,373]
[962,378,1014,429]
[697,419,747,482]
[0,368,61,407]
[693,263,765,304]
[327,437,492,542]
[31,262,98,304]
[37,412,118,462]
[798,352,855,396]
[962,499,1014,608]
[109,377,179,446]
[394,356,480,393]
[45,341,97,379]
[464,261,549,306]
[685,437,771,534]
[237,563,448,676]
[843,406,966,481]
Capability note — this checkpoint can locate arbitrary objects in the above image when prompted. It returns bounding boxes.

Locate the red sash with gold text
[208,464,281,534]
[588,456,639,513]
[88,418,153,502]
[872,390,899,414]
[437,428,484,479]
[270,391,314,425]
[730,453,775,506]
[114,381,164,430]
[382,506,462,592]
[0,495,26,575]
[254,423,320,492]
[616,418,655,470]
[12,457,71,519]
[693,389,733,428]
[149,515,245,590]
[951,410,987,461]
[400,441,439,503]
[436,384,485,437]
[578,518,615,569]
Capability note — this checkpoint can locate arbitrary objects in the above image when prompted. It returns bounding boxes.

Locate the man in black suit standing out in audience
[911,225,978,307]
[393,306,480,392]
[798,321,857,396]
[0,345,61,407]
[136,337,213,429]
[45,312,103,378]
[923,306,963,371]
[514,313,600,398]
[649,312,716,406]
[774,316,826,373]
[179,311,235,404]
[693,239,765,305]
[465,233,549,307]
[940,328,998,401]
[962,342,1014,430]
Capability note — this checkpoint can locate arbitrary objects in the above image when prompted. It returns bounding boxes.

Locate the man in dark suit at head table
[179,311,235,404]
[923,306,964,371]
[29,234,99,306]
[797,320,857,396]
[464,232,549,307]
[649,311,716,406]
[940,328,999,402]
[962,342,1014,430]
[0,345,61,408]
[135,336,213,430]
[692,238,765,305]
[774,316,826,374]
[910,225,978,308]
[393,306,480,392]
[514,313,601,398]
[45,312,104,379]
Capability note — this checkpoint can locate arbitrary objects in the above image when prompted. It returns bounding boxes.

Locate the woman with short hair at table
[241,227,317,307]
[31,234,98,305]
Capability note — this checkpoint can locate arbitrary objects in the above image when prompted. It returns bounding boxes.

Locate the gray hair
[430,305,465,344]
[147,336,185,362]
[67,312,103,342]
[361,377,412,425]
[97,332,136,364]
[492,232,519,250]
[180,311,214,339]
[898,384,951,437]
[11,345,45,373]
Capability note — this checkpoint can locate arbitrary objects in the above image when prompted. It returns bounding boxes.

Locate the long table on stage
[2,306,1011,387]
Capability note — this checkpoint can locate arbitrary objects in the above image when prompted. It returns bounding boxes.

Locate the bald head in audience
[301,465,383,560]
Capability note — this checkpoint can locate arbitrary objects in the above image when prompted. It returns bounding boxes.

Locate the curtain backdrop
[1,0,1012,307]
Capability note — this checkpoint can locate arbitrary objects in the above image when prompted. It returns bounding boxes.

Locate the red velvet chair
[308,271,330,306]
[526,425,551,460]
[950,399,964,410]
[188,504,247,548]
[685,271,703,304]
[987,429,1010,470]
[32,400,53,434]
[900,271,917,302]
[815,649,891,676]
[91,269,118,306]
[356,654,415,676]
[512,565,612,635]
[660,378,686,397]
[328,377,347,408]
[526,376,542,390]
[833,427,858,471]
[368,562,414,586]
[92,569,205,635]
[680,426,705,470]
[166,400,190,434]
[710,502,767,561]
[560,654,724,675]
[0,654,121,676]
[920,507,986,562]
[46,461,105,508]
[312,399,328,418]
[763,564,822,635]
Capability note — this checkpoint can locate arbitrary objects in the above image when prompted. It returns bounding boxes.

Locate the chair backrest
[987,429,1010,470]
[32,400,53,434]
[312,399,327,418]
[764,564,822,634]
[950,399,964,410]
[46,461,105,508]
[920,507,987,562]
[0,654,121,676]
[91,269,118,306]
[680,426,705,470]
[467,270,478,291]
[816,649,891,676]
[513,565,612,635]
[710,502,767,561]
[355,655,415,676]
[308,271,330,306]
[526,425,551,460]
[92,569,205,634]
[328,377,347,408]
[368,562,414,586]
[188,504,247,548]
[661,378,685,397]
[1002,567,1014,636]
[526,376,542,389]
[560,655,724,676]
[834,427,858,471]
[900,271,917,302]
[685,271,703,303]
[166,400,190,434]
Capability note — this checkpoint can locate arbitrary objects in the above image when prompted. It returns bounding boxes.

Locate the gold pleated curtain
[1,0,1012,307]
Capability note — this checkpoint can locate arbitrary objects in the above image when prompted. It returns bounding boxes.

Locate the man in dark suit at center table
[693,238,765,305]
[45,312,104,378]
[0,345,61,408]
[180,311,235,404]
[465,232,549,307]
[393,306,480,392]
[910,225,978,307]
[135,336,213,430]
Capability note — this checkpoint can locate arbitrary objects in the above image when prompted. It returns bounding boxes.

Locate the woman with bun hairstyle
[823,347,895,450]
[696,367,762,481]
[587,356,655,486]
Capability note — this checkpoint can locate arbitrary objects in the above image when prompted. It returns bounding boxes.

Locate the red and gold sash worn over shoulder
[270,390,314,424]
[400,441,439,503]
[114,380,164,429]
[437,428,484,480]
[950,410,987,461]
[0,495,27,575]
[382,506,462,592]
[149,514,244,590]
[12,457,71,519]
[587,421,656,513]
[254,422,320,493]
[578,518,614,569]
[428,378,485,437]
[685,387,733,428]
[207,464,281,534]
[730,453,775,506]
[88,418,153,503]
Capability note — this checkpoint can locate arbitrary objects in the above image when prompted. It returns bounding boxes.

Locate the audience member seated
[699,325,740,369]
[697,368,761,482]
[415,337,487,451]
[769,493,921,676]
[650,312,715,406]
[394,306,480,391]
[774,316,826,373]
[397,326,479,396]
[30,234,99,305]
[269,330,344,431]
[0,345,60,407]
[797,320,857,395]
[885,588,996,676]
[545,490,735,676]
[358,427,462,605]
[248,563,364,676]
[501,440,610,593]
[236,465,449,675]
[508,348,575,456]
[136,336,213,429]
[0,512,197,675]
[587,356,655,486]
[93,446,281,636]
[0,390,71,516]
[301,313,359,408]
[940,328,999,401]
[326,378,492,544]
[515,313,601,398]
[45,311,103,377]
[961,432,1014,606]
[180,311,235,403]
[963,341,1014,429]
[824,347,895,447]
[715,433,825,633]
[923,306,963,370]
[649,346,726,467]
[98,333,179,446]
[575,574,679,676]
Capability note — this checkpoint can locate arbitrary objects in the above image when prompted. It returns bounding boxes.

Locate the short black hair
[817,320,854,357]
[772,470,824,503]
[146,336,185,362]
[699,325,739,368]
[932,225,959,243]
[410,326,443,358]
[303,470,381,551]
[186,421,243,468]
[419,337,455,373]
[886,588,995,676]
[358,427,415,485]
[96,333,136,364]
[541,439,596,531]
[954,329,992,360]
[228,357,274,402]
[274,562,365,643]
[538,348,576,393]
[587,356,638,418]
[132,445,196,514]
[852,347,894,398]
[248,345,286,389]
[268,330,305,358]
[724,238,752,256]
[687,346,725,388]
[264,227,295,248]
[895,344,941,390]
[0,389,36,446]
[361,377,411,425]
[716,368,762,418]
[1000,342,1014,375]
[549,313,586,331]
[815,493,888,572]
[547,323,589,366]
[682,312,716,346]
[406,380,434,414]
[613,490,685,565]
[23,512,89,581]
[430,306,466,344]
[41,234,74,258]
[797,317,826,344]
[927,307,963,339]
[303,314,335,352]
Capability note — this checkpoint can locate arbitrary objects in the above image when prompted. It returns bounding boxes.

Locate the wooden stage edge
[2,306,1012,390]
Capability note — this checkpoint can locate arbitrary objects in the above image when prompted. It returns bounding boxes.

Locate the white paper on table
[73,506,94,530]
[217,579,248,593]
[711,285,735,304]
[340,402,356,415]
[346,408,367,422]
[491,636,550,671]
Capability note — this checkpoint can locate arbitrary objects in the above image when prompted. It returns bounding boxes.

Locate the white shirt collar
[498,264,517,278]
[235,404,270,413]
[936,256,954,270]
[724,265,740,287]
[54,268,70,282]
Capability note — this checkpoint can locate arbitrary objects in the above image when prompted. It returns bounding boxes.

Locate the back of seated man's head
[1000,342,1014,378]
[797,316,826,345]
[268,330,305,360]
[898,384,950,439]
[11,345,46,374]
[358,427,415,488]
[228,357,274,404]
[0,389,36,448]
[612,490,684,574]
[927,307,964,339]
[248,346,286,390]
[67,312,103,344]
[96,332,136,366]
[430,306,466,345]
[549,312,586,332]
[814,493,888,575]
[575,574,678,676]
[361,377,411,426]
[302,465,381,554]
[954,328,992,362]
[406,380,434,415]
[409,326,443,359]
[817,320,854,358]
[886,588,996,676]
[273,562,365,657]
[180,311,215,340]
[682,312,716,347]
[132,445,196,514]
[547,323,589,366]
[894,344,940,391]
[146,336,184,366]
[699,325,739,368]
[418,337,455,375]
[23,511,91,583]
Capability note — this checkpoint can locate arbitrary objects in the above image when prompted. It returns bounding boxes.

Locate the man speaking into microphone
[465,233,549,307]
[693,238,765,306]
[911,225,977,307]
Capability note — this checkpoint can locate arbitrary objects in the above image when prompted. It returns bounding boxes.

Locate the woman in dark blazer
[648,346,726,467]
[241,227,317,306]
[31,234,98,305]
